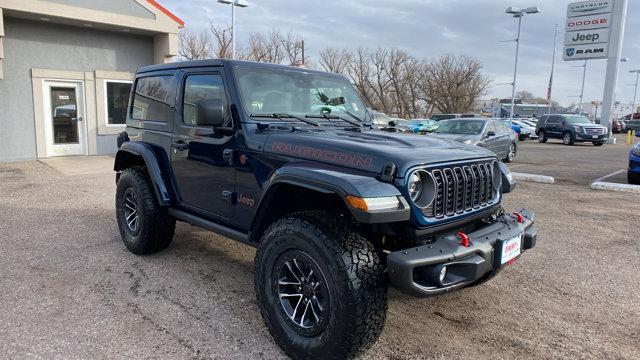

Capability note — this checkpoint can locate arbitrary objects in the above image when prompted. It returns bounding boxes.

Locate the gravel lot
[0,158,638,359]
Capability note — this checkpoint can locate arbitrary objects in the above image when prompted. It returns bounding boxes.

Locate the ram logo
[566,48,575,57]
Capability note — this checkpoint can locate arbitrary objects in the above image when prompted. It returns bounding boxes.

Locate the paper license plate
[500,233,522,265]
[592,135,598,139]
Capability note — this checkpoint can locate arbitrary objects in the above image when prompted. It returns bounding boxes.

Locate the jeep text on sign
[563,43,609,61]
[563,28,610,45]
[567,0,614,18]
[565,13,611,31]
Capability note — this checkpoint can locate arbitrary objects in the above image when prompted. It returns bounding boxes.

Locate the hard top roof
[137,59,340,77]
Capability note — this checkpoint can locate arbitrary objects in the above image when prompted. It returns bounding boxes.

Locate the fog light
[439,266,447,283]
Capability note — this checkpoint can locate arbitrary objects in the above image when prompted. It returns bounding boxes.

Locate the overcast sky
[161,0,640,107]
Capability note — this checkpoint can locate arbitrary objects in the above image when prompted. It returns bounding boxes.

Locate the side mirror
[196,99,225,127]
[388,120,397,127]
[486,131,496,137]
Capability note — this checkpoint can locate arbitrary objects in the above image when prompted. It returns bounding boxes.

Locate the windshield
[564,115,592,124]
[434,120,485,135]
[373,112,392,125]
[234,66,367,122]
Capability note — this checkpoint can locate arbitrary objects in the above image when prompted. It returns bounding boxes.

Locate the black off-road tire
[116,167,175,255]
[254,211,387,360]
[593,142,605,146]
[537,130,548,143]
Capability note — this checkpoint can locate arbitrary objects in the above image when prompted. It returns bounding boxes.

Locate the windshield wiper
[305,113,362,127]
[250,113,319,126]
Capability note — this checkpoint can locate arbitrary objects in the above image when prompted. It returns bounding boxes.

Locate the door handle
[171,141,189,151]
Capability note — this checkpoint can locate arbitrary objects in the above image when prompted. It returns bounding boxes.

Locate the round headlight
[492,161,503,192]
[407,170,436,208]
[408,172,423,201]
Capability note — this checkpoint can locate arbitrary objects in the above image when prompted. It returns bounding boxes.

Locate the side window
[182,74,229,126]
[131,76,173,122]
[484,121,497,134]
[546,116,558,125]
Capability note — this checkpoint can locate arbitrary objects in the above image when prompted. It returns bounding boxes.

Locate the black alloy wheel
[275,251,330,336]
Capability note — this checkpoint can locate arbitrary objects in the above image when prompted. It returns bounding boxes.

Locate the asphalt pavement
[0,156,638,359]
[509,133,635,186]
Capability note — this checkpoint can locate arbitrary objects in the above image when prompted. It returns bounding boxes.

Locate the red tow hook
[512,212,524,223]
[456,231,470,247]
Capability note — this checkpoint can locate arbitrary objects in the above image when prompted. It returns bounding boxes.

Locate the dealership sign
[563,0,614,61]
[564,43,609,60]
[565,13,611,31]
[567,0,614,17]
[563,28,610,45]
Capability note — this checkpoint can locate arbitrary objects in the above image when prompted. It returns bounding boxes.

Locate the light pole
[218,0,249,60]
[505,6,540,125]
[630,70,640,120]
[574,60,587,114]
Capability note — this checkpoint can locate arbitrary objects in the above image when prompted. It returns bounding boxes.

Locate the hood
[263,129,494,177]
[428,133,479,143]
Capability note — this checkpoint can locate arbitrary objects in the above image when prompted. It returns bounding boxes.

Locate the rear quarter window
[131,76,173,122]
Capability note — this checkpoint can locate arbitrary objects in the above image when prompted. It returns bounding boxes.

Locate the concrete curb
[511,172,555,184]
[590,181,640,193]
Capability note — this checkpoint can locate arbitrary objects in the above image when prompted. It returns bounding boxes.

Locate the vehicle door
[480,121,500,155]
[170,69,236,219]
[495,121,513,157]
[547,115,563,138]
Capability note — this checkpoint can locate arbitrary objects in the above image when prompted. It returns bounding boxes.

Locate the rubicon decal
[271,141,373,169]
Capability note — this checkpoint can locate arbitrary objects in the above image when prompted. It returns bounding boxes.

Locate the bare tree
[319,47,351,75]
[210,24,233,59]
[420,55,492,114]
[178,28,212,60]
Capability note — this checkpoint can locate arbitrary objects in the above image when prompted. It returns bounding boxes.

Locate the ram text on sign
[565,13,611,31]
[564,28,610,45]
[567,0,614,18]
[563,43,609,61]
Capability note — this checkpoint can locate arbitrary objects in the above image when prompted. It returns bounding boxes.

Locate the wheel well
[249,183,350,243]
[114,151,145,171]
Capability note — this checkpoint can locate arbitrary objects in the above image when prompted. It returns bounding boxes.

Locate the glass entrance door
[43,81,86,156]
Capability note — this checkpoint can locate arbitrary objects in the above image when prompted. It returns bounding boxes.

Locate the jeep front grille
[423,161,498,219]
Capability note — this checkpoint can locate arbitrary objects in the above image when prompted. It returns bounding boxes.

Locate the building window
[105,80,132,125]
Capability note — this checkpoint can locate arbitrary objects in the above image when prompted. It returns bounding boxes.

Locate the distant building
[490,99,564,118]
[580,102,636,120]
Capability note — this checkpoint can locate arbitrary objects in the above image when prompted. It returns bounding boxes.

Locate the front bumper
[575,133,607,141]
[387,208,536,297]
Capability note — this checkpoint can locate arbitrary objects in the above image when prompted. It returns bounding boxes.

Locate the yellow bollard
[628,130,632,145]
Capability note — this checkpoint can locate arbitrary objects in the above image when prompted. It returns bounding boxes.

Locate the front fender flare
[258,164,410,224]
[114,142,174,206]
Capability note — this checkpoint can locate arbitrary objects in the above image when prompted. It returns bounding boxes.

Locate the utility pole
[578,60,587,114]
[630,70,640,120]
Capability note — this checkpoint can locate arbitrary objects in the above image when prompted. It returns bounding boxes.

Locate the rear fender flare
[114,142,174,206]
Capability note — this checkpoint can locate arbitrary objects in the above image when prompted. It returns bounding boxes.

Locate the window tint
[106,81,132,125]
[546,116,559,124]
[182,74,229,126]
[131,76,173,122]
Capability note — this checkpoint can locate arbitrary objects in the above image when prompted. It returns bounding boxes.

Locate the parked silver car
[429,118,518,162]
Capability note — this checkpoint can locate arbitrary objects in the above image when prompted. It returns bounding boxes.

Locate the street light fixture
[218,0,249,60]
[504,5,540,125]
[630,70,640,120]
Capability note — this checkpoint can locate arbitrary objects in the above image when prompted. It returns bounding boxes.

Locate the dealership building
[0,0,183,161]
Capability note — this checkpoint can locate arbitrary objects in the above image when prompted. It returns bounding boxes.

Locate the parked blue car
[629,136,640,185]
[501,119,521,136]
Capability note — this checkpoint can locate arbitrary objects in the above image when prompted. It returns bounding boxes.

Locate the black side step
[168,208,255,247]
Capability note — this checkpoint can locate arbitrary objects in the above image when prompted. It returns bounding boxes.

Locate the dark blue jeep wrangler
[114,59,537,359]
